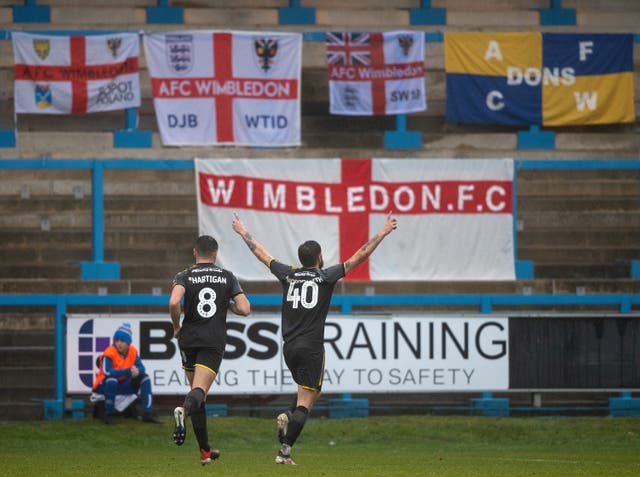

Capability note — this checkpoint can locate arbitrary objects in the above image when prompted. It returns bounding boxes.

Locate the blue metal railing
[1,293,639,406]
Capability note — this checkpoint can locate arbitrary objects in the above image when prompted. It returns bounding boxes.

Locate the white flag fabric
[326,31,426,115]
[196,158,515,281]
[144,31,302,146]
[13,32,140,114]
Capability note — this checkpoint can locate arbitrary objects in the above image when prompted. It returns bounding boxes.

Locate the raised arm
[344,210,397,274]
[231,212,273,267]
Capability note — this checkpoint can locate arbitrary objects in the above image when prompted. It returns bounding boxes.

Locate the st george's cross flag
[196,158,515,281]
[144,31,302,146]
[13,32,140,114]
[326,31,426,115]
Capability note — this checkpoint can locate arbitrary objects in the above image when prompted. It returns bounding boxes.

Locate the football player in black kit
[169,235,250,465]
[232,210,397,465]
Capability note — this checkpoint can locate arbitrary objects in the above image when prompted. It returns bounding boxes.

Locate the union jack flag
[325,32,371,66]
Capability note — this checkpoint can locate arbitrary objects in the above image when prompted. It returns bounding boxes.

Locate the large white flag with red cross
[144,31,301,146]
[13,32,140,114]
[196,158,515,281]
[326,31,426,115]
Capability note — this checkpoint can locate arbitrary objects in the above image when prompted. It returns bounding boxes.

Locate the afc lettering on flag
[445,32,634,126]
[196,158,515,282]
[144,30,302,146]
[326,31,427,116]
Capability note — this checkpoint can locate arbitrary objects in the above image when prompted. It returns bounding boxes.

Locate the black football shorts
[283,343,325,392]
[180,347,223,377]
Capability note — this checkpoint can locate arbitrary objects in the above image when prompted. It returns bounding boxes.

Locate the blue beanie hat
[113,322,132,345]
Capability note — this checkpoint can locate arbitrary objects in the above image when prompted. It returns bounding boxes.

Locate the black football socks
[283,405,309,447]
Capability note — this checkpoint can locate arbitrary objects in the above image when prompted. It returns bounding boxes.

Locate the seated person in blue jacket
[91,322,161,424]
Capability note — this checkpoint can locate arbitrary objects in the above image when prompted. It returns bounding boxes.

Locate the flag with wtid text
[144,31,301,146]
[326,31,426,115]
[445,32,634,126]
[196,158,515,281]
[13,32,140,114]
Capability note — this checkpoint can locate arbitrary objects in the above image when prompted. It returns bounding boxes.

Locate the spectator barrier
[1,293,639,419]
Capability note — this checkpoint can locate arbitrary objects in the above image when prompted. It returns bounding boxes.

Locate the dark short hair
[298,240,321,267]
[195,235,218,257]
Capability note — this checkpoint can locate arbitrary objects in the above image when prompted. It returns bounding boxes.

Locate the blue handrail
[1,292,638,405]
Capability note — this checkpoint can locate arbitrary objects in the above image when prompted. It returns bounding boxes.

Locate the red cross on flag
[144,31,301,146]
[13,32,140,114]
[326,31,426,115]
[196,158,515,281]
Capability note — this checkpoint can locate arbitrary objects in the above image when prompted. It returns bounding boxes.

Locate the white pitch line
[493,457,640,467]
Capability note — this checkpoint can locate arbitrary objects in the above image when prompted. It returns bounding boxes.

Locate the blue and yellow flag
[445,32,634,126]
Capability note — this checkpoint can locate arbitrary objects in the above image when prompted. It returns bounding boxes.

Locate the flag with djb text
[196,158,515,281]
[144,31,301,146]
[326,31,426,115]
[13,32,140,114]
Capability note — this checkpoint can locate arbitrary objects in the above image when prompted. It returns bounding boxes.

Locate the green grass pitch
[1,415,639,476]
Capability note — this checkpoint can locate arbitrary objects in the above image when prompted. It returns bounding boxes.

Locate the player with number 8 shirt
[232,210,397,465]
[169,235,250,465]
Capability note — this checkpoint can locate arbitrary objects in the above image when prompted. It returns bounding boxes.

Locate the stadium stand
[0,0,638,420]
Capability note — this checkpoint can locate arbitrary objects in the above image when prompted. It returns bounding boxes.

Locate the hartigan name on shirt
[188,275,228,284]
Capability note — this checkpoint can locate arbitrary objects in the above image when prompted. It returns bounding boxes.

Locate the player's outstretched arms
[231,212,273,267]
[344,210,397,274]
[229,293,251,316]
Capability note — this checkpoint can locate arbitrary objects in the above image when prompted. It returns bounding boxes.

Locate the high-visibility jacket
[92,344,139,391]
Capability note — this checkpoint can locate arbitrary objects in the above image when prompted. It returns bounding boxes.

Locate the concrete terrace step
[0,211,198,229]
[0,278,163,295]
[0,248,93,264]
[517,230,639,248]
[518,197,640,211]
[0,367,55,387]
[518,211,640,229]
[0,229,194,247]
[0,230,92,247]
[0,313,55,331]
[518,247,639,263]
[0,196,197,214]
[2,197,91,213]
[0,402,44,421]
[0,264,82,280]
[518,182,640,198]
[1,243,635,269]
[534,263,632,280]
[0,386,55,403]
[0,247,192,264]
[0,331,53,347]
[0,346,54,366]
[1,132,639,160]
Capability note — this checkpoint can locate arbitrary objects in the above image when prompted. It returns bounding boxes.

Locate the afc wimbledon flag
[326,31,426,115]
[144,31,302,146]
[445,32,634,126]
[13,32,140,114]
[196,158,515,281]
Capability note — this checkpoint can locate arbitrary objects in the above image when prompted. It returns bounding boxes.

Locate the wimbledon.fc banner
[326,31,426,115]
[195,158,515,281]
[144,31,301,146]
[13,32,140,114]
[445,32,635,126]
